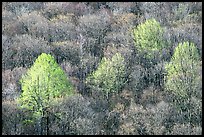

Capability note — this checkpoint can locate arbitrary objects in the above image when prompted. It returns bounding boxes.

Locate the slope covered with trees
[2,2,202,135]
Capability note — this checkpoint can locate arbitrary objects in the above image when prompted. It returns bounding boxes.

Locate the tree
[165,41,200,99]
[86,53,126,99]
[46,94,101,135]
[164,42,201,126]
[133,18,166,60]
[18,53,74,134]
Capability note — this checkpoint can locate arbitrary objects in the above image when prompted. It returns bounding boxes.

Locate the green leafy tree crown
[165,42,200,98]
[18,53,74,118]
[86,53,126,98]
[133,18,165,58]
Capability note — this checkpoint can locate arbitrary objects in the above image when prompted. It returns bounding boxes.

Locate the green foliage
[133,18,165,59]
[23,119,34,126]
[86,53,126,98]
[2,2,202,135]
[165,42,200,99]
[18,53,74,118]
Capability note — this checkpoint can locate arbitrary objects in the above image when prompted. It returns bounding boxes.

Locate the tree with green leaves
[165,41,201,118]
[86,53,126,99]
[18,53,74,134]
[133,18,166,60]
[165,42,200,98]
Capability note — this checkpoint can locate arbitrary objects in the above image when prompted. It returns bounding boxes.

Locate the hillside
[2,2,202,135]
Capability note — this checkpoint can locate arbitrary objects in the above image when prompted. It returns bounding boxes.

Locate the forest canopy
[2,2,202,135]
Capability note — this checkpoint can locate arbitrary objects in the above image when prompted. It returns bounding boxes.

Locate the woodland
[2,2,202,135]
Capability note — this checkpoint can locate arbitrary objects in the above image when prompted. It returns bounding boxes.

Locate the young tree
[18,53,74,134]
[86,53,126,99]
[165,41,200,98]
[164,41,201,125]
[133,18,166,60]
[132,18,167,88]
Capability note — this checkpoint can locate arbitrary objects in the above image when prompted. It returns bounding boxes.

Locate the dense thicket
[2,2,202,135]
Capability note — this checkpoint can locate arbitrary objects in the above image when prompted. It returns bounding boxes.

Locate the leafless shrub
[78,9,111,38]
[2,70,18,101]
[2,101,23,135]
[49,20,77,42]
[43,2,66,19]
[140,86,163,106]
[4,2,44,16]
[2,10,19,36]
[166,123,201,135]
[49,94,101,135]
[10,34,50,68]
[17,11,49,39]
[51,40,80,65]
[106,2,137,14]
